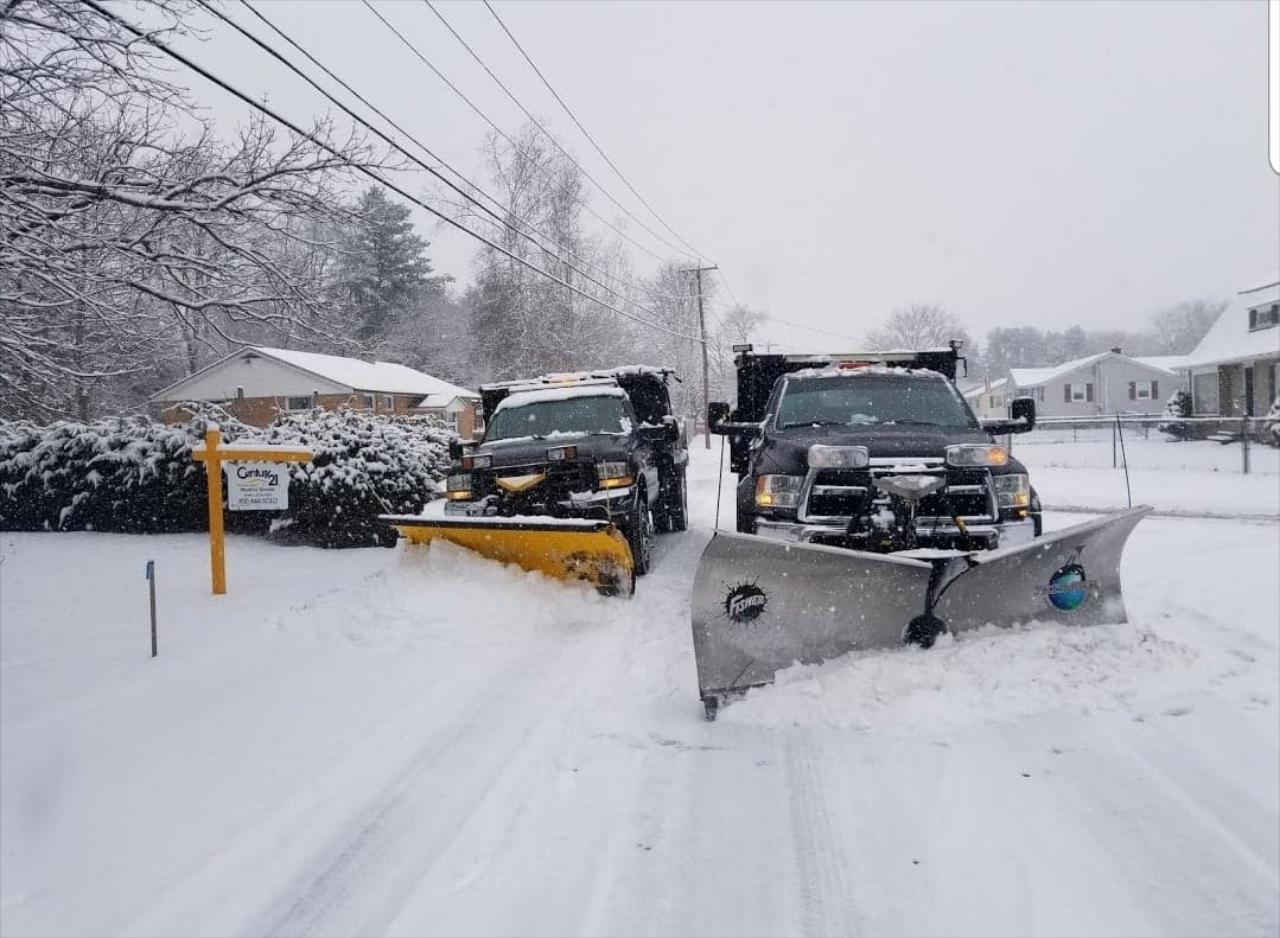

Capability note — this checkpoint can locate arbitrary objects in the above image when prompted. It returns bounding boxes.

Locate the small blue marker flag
[145,560,154,581]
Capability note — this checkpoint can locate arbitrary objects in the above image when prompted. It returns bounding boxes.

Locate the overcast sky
[184,0,1278,350]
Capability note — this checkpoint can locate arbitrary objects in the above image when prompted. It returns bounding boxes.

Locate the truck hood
[752,425,1029,475]
[471,433,628,470]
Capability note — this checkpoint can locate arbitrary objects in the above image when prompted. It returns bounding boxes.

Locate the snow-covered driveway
[2,444,1277,937]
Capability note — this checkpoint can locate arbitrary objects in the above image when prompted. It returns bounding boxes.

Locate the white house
[961,377,1010,420]
[151,346,481,434]
[1180,274,1280,418]
[1007,349,1178,417]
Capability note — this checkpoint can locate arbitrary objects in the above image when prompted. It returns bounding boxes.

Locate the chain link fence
[1004,415,1279,475]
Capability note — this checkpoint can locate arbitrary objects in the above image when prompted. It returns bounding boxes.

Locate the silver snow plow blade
[690,507,1151,719]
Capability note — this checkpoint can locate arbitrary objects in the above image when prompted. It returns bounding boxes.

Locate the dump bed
[732,344,965,421]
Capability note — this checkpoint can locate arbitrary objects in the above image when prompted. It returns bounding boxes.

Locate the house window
[988,395,997,409]
[286,396,312,411]
[382,395,395,410]
[1248,304,1279,331]
[1129,380,1158,402]
[1192,372,1219,415]
[360,394,374,409]
[1065,382,1094,403]
[1034,386,1044,403]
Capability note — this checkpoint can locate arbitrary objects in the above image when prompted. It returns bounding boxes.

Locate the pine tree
[340,187,438,345]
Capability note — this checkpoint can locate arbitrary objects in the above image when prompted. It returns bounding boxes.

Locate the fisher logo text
[724,581,768,624]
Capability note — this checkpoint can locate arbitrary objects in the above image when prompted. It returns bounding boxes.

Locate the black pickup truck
[444,367,688,575]
[708,344,1041,553]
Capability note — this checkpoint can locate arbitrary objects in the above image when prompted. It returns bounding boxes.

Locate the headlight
[946,444,1009,468]
[446,472,472,500]
[461,453,491,470]
[596,460,633,490]
[755,474,804,509]
[547,445,578,462]
[808,444,869,469]
[993,473,1031,510]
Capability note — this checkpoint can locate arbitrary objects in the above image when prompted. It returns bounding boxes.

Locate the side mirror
[1010,397,1036,430]
[981,397,1037,436]
[707,401,732,434]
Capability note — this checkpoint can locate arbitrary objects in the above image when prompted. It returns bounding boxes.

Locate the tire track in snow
[785,730,862,937]
[264,630,620,937]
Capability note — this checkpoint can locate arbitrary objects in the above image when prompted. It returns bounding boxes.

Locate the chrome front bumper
[755,516,1037,549]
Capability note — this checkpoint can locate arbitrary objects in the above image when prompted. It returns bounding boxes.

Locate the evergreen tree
[341,187,439,345]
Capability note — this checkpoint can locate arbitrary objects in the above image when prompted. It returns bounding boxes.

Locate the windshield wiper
[779,419,870,429]
[883,419,944,427]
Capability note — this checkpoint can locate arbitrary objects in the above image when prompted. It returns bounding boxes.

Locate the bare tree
[1149,298,1226,355]
[1,0,383,418]
[466,125,652,379]
[865,303,971,351]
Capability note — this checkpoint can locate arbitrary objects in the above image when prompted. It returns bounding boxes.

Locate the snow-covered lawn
[2,443,1277,937]
[1015,436,1280,518]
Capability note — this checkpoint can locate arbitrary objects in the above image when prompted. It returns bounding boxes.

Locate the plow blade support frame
[690,507,1151,708]
[384,514,635,596]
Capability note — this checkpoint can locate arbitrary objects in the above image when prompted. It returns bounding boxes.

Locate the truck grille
[801,464,995,522]
[472,460,597,512]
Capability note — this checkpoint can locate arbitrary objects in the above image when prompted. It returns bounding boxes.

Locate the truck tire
[623,488,653,576]
[656,469,688,533]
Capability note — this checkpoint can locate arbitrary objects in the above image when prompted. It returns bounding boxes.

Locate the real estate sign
[226,462,289,511]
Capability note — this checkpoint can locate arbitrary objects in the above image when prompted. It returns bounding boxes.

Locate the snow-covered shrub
[0,409,454,547]
[1157,389,1193,441]
[234,409,454,547]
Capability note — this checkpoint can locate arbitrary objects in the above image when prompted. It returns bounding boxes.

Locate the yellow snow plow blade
[382,514,635,597]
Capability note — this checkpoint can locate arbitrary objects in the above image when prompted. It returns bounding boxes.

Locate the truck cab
[444,367,688,575]
[709,344,1041,552]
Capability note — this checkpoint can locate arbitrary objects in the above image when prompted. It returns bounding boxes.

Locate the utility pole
[680,264,718,448]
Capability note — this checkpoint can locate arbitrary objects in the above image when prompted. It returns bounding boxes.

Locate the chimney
[1110,346,1122,355]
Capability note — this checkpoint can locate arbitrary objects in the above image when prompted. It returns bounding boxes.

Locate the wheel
[622,488,653,576]
[735,506,757,535]
[905,612,946,648]
[660,469,688,532]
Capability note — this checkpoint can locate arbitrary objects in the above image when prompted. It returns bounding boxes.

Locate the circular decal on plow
[1046,563,1090,611]
[724,581,768,624]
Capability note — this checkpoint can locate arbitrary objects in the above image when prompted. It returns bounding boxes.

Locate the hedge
[0,406,455,547]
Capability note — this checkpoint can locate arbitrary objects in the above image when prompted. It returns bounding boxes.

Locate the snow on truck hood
[491,385,627,411]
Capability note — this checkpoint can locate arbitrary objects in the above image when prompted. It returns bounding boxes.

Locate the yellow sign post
[192,425,312,594]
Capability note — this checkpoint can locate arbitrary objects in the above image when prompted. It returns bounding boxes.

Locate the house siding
[1009,356,1178,417]
[161,392,425,427]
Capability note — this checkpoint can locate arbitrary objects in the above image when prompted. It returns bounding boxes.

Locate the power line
[764,315,863,344]
[483,0,708,262]
[219,0,681,309]
[80,0,701,342]
[419,0,699,264]
[363,0,688,267]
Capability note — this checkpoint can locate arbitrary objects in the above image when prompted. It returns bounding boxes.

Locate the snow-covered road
[2,443,1277,937]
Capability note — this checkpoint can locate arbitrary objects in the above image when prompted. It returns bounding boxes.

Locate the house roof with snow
[1008,350,1177,390]
[961,377,1007,399]
[1181,274,1280,370]
[1133,356,1188,373]
[150,346,477,403]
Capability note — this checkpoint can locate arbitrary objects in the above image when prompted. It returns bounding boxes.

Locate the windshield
[484,394,628,442]
[775,374,978,429]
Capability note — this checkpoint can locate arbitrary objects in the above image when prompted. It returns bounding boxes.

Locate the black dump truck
[708,343,1041,553]
[445,367,688,574]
